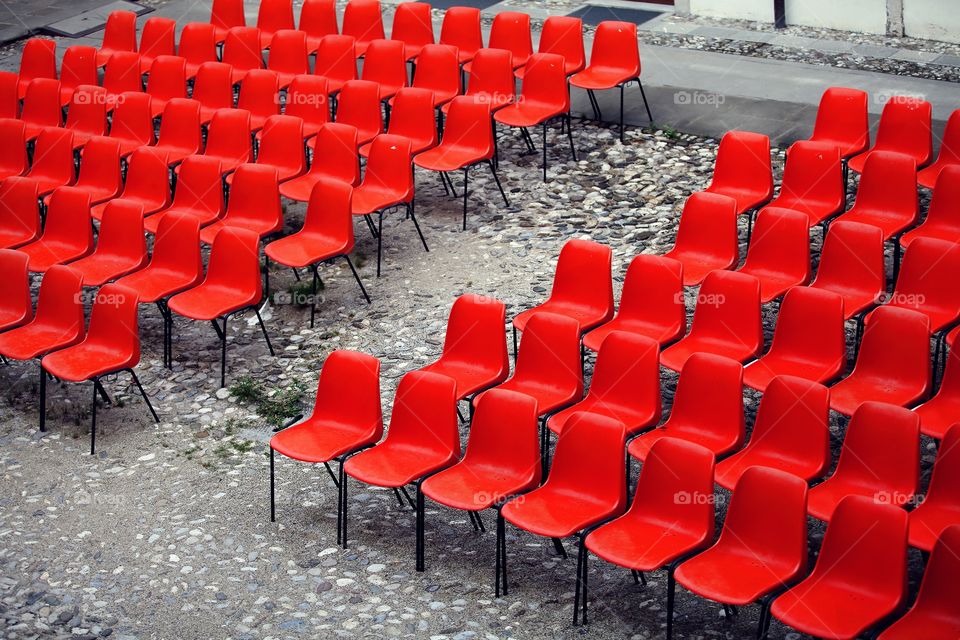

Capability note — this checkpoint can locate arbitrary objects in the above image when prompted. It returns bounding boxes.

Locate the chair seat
[763,199,839,226]
[513,302,605,333]
[92,196,165,221]
[145,207,221,234]
[20,240,91,273]
[771,582,899,640]
[660,337,757,372]
[117,266,199,304]
[705,186,770,216]
[271,419,379,463]
[743,353,843,392]
[472,378,578,415]
[849,149,928,174]
[28,175,72,198]
[628,426,739,462]
[494,102,564,128]
[344,442,455,488]
[879,607,960,640]
[662,250,732,286]
[421,465,534,511]
[829,376,926,416]
[351,186,410,216]
[834,209,915,240]
[42,342,137,381]
[113,137,153,158]
[918,161,960,190]
[738,269,806,303]
[807,480,879,521]
[675,549,798,606]
[265,232,351,268]
[0,307,29,332]
[812,284,879,320]
[0,324,81,360]
[0,227,38,250]
[68,254,146,287]
[907,505,960,551]
[149,145,198,167]
[501,488,617,538]
[583,317,683,352]
[418,360,505,399]
[546,397,656,436]
[200,219,281,244]
[168,283,258,320]
[570,67,635,90]
[414,146,486,172]
[864,305,957,335]
[279,174,327,202]
[900,224,960,248]
[586,519,707,572]
[360,135,434,157]
[810,135,867,159]
[715,449,824,491]
[915,394,960,440]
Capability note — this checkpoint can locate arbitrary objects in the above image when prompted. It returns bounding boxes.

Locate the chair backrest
[312,350,383,441]
[538,16,584,74]
[387,87,438,148]
[587,21,639,76]
[210,0,245,33]
[222,26,265,75]
[342,0,385,49]
[33,264,85,337]
[763,286,846,378]
[103,51,143,96]
[897,524,960,629]
[21,78,63,128]
[301,177,354,250]
[204,226,263,299]
[589,332,661,423]
[687,270,762,352]
[924,165,960,229]
[439,96,494,158]
[308,122,360,185]
[101,11,137,54]
[66,85,108,136]
[148,211,203,280]
[462,389,540,486]
[146,55,187,103]
[489,12,532,68]
[42,187,93,252]
[932,109,960,165]
[518,53,569,111]
[237,69,281,122]
[851,150,918,221]
[205,108,253,165]
[890,237,960,325]
[439,6,482,58]
[84,283,141,362]
[257,0,295,36]
[514,311,583,396]
[362,134,413,200]
[108,91,155,147]
[747,375,831,476]
[779,140,844,212]
[0,176,40,245]
[412,44,460,98]
[391,2,434,51]
[384,370,460,458]
[707,130,774,207]
[853,306,930,394]
[0,70,18,117]
[314,34,358,83]
[668,191,739,270]
[875,96,933,164]
[811,86,869,155]
[268,29,309,76]
[193,62,235,112]
[121,148,171,206]
[157,98,202,151]
[811,221,886,311]
[300,0,339,43]
[922,424,960,514]
[224,164,282,230]
[0,248,30,325]
[361,38,408,89]
[60,46,98,101]
[172,155,225,216]
[435,293,509,378]
[616,254,686,341]
[285,75,330,127]
[739,206,811,284]
[18,38,57,91]
[178,23,218,69]
[257,114,306,174]
[29,127,75,184]
[93,200,147,263]
[139,17,176,61]
[670,352,744,442]
[0,119,27,176]
[465,48,515,108]
[335,80,382,137]
[546,239,613,321]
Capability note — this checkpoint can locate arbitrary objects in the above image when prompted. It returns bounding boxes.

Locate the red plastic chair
[138,17,176,73]
[58,46,98,107]
[145,55,187,117]
[299,0,339,54]
[629,352,743,461]
[582,439,715,625]
[267,29,309,88]
[880,524,960,640]
[762,140,845,227]
[102,51,143,108]
[20,78,63,140]
[146,99,202,166]
[848,96,933,174]
[662,192,739,286]
[0,70,18,118]
[361,87,435,157]
[660,271,762,372]
[390,2,434,60]
[716,375,830,490]
[106,92,155,157]
[64,85,108,149]
[243,114,306,183]
[808,401,919,521]
[91,148,171,221]
[902,165,960,248]
[18,187,92,272]
[829,306,930,415]
[703,130,774,218]
[68,200,147,285]
[265,178,370,319]
[313,35,357,95]
[200,164,282,244]
[417,293,509,404]
[168,226,274,386]
[146,155,224,233]
[256,0,295,49]
[192,62,235,124]
[285,75,330,138]
[494,53,575,182]
[341,370,460,562]
[439,7,483,65]
[916,350,960,440]
[333,79,382,146]
[743,286,845,391]
[96,11,137,67]
[918,109,960,189]
[907,424,960,551]
[671,466,808,639]
[0,119,27,180]
[269,350,382,526]
[570,21,649,141]
[280,122,360,201]
[409,44,460,108]
[770,496,908,640]
[17,38,57,99]
[24,128,76,197]
[810,220,886,320]
[414,96,509,229]
[804,86,870,159]
[0,177,40,248]
[202,108,253,174]
[521,16,584,79]
[737,206,811,302]
[421,389,540,570]
[222,27,265,84]
[0,249,31,331]
[361,39,408,100]
[453,47,515,113]
[341,0,385,57]
[210,0,245,43]
[478,12,532,72]
[497,412,626,598]
[178,22,218,79]
[583,255,685,351]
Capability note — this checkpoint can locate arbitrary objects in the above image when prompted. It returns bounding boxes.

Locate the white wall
[688,0,774,22]
[785,0,888,34]
[903,0,960,44]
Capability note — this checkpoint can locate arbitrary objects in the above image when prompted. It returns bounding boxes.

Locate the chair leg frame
[209,305,276,388]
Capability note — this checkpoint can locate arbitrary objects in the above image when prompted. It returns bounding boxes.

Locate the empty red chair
[68,200,147,285]
[484,12,532,72]
[201,164,282,244]
[146,99,202,166]
[0,249,31,331]
[281,122,359,201]
[583,439,715,624]
[881,524,960,640]
[210,0,245,43]
[409,44,460,109]
[256,0,295,49]
[18,187,92,272]
[168,226,274,386]
[671,466,808,639]
[58,45,98,107]
[439,7,482,65]
[106,92,155,157]
[96,11,137,66]
[361,39,407,100]
[809,402,919,521]
[24,128,76,197]
[703,130,774,216]
[771,496,908,640]
[716,375,830,490]
[313,35,357,95]
[202,108,253,174]
[916,349,960,440]
[20,78,62,140]
[333,79,382,146]
[237,69,281,131]
[570,21,648,141]
[497,412,626,596]
[299,0,339,54]
[523,16,584,79]
[341,370,459,560]
[145,55,187,117]
[391,2,433,60]
[663,192,739,286]
[414,97,509,229]
[342,0,385,57]
[269,350,382,524]
[421,389,539,570]
[762,140,845,227]
[829,306,930,415]
[494,53,575,182]
[0,71,18,118]
[810,220,886,320]
[69,136,122,206]
[17,38,57,99]
[178,22,219,79]
[908,424,960,550]
[918,109,960,188]
[737,206,811,302]
[242,114,305,182]
[146,155,224,233]
[91,148,171,220]
[583,255,685,351]
[267,29,309,88]
[849,96,933,174]
[0,177,40,248]
[265,178,370,319]
[284,75,329,138]
[660,271,762,371]
[102,51,143,106]
[803,86,870,159]
[192,62,235,123]
[901,165,960,247]
[454,47,515,113]
[138,17,176,73]
[417,294,509,404]
[743,286,845,391]
[64,85,108,149]
[222,26,265,84]
[0,119,28,180]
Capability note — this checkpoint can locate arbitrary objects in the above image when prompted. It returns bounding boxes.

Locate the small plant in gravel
[228,378,306,427]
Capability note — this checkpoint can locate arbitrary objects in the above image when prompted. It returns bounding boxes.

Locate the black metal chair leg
[462,166,469,230]
[215,316,227,388]
[574,536,584,625]
[638,78,653,124]
[90,377,98,455]
[667,566,676,640]
[376,211,383,277]
[270,447,276,522]
[129,369,159,422]
[581,540,589,624]
[487,160,509,207]
[39,364,46,432]
[415,483,426,571]
[619,84,625,143]
[409,202,428,252]
[254,306,274,356]
[342,255,370,303]
[340,463,349,548]
[542,122,548,182]
[566,114,577,162]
